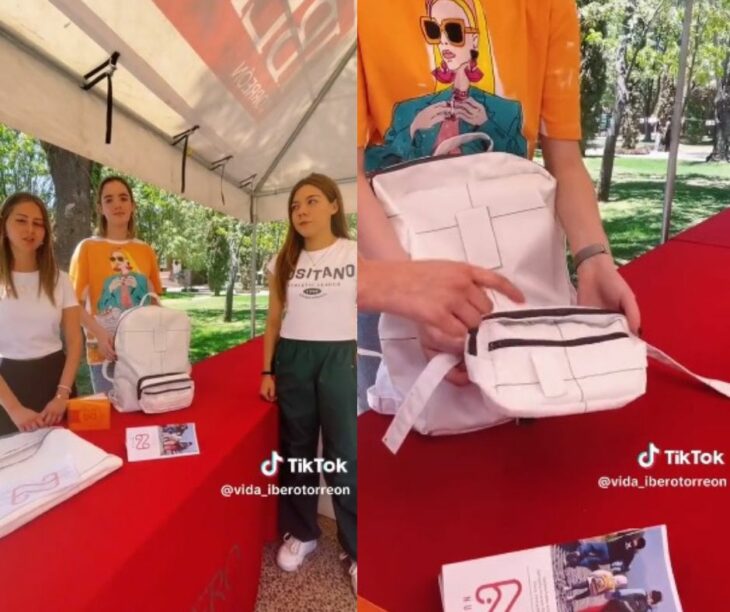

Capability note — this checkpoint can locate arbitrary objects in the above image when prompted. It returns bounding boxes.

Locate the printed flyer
[439,525,682,612]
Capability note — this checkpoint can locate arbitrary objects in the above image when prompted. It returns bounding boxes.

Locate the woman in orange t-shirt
[357,0,640,396]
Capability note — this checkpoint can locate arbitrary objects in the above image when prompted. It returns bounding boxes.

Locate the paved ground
[585,138,713,162]
[255,516,355,612]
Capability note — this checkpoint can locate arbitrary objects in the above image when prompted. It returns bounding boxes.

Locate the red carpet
[360,238,730,611]
[0,338,277,612]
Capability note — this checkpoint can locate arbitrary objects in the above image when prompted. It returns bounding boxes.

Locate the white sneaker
[340,552,357,595]
[276,533,317,572]
[349,561,357,594]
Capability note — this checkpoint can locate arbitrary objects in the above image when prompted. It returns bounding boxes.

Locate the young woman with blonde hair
[0,193,81,435]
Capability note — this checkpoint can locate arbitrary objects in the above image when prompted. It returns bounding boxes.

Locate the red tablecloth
[360,239,730,611]
[673,206,730,249]
[0,338,277,612]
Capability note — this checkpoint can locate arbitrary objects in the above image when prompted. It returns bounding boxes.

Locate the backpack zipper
[484,307,620,321]
[468,308,625,355]
[488,332,629,352]
[141,384,193,396]
[137,372,188,399]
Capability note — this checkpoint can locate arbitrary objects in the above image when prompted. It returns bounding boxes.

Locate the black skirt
[0,350,67,437]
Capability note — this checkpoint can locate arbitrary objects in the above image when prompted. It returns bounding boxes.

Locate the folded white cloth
[0,428,122,538]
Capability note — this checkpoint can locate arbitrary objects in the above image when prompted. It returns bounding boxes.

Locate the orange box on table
[66,394,111,431]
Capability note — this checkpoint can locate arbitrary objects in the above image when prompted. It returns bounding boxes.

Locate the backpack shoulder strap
[382,352,461,454]
[646,342,730,397]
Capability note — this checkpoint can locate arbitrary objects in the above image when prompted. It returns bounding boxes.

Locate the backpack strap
[139,292,160,306]
[433,133,494,156]
[646,342,730,397]
[382,352,461,454]
[101,360,114,382]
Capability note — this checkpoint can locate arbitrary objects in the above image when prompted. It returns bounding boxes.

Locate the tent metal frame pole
[250,192,258,337]
[254,42,357,196]
[661,0,695,243]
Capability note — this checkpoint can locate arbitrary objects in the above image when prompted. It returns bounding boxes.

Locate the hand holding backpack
[364,134,730,454]
[103,293,194,414]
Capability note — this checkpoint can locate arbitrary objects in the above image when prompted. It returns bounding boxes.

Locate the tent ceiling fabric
[0,0,356,222]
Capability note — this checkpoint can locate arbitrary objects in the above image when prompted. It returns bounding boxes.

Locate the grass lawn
[583,157,730,264]
[162,292,269,362]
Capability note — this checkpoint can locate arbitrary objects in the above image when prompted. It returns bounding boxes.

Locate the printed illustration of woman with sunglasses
[98,249,149,312]
[364,0,527,172]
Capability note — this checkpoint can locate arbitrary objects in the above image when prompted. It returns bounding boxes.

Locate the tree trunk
[598,4,635,202]
[41,142,95,269]
[707,51,730,162]
[224,228,239,322]
[620,94,640,150]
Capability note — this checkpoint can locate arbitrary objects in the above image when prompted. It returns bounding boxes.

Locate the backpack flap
[465,307,647,418]
[138,373,195,414]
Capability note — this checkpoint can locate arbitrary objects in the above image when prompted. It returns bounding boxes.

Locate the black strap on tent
[81,52,120,144]
[210,155,233,207]
[171,125,199,193]
[239,174,257,223]
[239,174,256,191]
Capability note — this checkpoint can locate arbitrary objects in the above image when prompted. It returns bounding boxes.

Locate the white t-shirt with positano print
[267,238,356,342]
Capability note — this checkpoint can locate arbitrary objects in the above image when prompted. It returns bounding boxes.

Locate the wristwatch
[573,244,609,270]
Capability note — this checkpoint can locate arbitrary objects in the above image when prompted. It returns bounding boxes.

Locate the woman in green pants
[260,173,357,593]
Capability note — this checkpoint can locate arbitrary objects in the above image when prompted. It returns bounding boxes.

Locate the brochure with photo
[125,423,200,462]
[439,525,682,612]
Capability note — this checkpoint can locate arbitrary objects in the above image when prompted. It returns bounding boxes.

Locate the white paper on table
[0,453,80,520]
[439,525,683,612]
[441,546,555,612]
[125,423,199,462]
[0,428,122,539]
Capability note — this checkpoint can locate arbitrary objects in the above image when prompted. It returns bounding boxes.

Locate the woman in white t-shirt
[0,193,82,436]
[260,173,357,592]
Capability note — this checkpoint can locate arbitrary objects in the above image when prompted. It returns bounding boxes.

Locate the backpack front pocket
[138,373,195,414]
[467,308,647,417]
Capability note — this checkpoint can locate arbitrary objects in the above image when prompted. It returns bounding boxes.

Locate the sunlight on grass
[582,157,730,264]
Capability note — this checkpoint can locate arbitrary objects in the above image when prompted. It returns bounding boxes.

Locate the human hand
[577,255,641,334]
[419,324,471,386]
[410,102,453,137]
[402,261,524,386]
[260,376,277,402]
[8,405,44,432]
[95,327,117,361]
[385,260,524,337]
[40,396,67,426]
[454,98,488,126]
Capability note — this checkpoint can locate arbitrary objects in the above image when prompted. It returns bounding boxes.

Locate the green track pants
[275,338,357,559]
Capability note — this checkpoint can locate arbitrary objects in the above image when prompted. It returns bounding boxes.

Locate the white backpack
[104,294,194,413]
[366,134,730,454]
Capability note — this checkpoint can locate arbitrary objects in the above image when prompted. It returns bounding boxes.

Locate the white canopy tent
[0,0,356,223]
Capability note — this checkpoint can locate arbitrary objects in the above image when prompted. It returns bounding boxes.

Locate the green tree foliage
[578,1,610,152]
[0,125,53,202]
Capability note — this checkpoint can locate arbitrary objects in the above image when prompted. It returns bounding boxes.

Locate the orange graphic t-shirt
[358,0,582,172]
[69,237,163,364]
